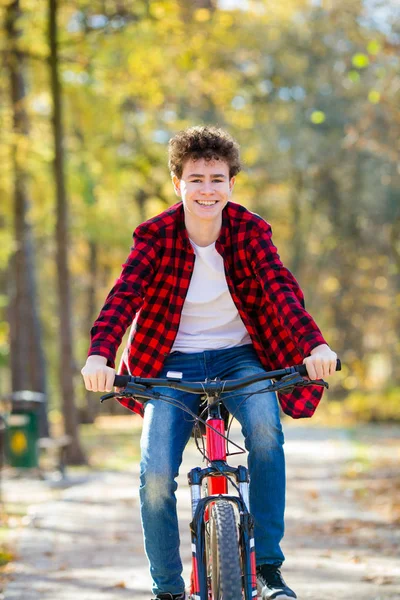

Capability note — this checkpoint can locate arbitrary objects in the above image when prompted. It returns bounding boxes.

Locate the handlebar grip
[296,364,308,377]
[297,358,341,377]
[114,374,131,388]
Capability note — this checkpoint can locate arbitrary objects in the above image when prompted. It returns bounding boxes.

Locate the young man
[82,125,337,600]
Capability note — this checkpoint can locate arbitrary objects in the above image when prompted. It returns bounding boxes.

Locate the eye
[189,178,224,183]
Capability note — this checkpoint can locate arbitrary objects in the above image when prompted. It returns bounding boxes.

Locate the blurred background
[0,0,399,465]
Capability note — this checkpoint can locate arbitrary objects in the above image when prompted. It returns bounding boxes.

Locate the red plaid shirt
[89,200,328,418]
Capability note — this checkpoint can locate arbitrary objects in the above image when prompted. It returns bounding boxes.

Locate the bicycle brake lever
[267,373,329,394]
[297,377,329,390]
[100,392,118,403]
[100,386,161,404]
[100,391,140,403]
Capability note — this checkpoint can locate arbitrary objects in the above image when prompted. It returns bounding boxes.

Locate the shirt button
[188,265,193,270]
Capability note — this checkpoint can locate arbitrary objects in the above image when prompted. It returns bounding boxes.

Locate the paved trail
[2,424,399,599]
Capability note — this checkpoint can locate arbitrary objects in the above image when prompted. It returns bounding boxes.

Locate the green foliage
[0,548,14,568]
[78,416,141,470]
[1,0,399,417]
[345,388,400,423]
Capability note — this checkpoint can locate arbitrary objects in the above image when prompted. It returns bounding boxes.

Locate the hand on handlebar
[81,355,116,392]
[303,344,338,380]
[96,359,341,404]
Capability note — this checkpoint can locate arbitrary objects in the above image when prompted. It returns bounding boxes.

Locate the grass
[312,388,400,426]
[46,413,143,472]
[78,414,142,471]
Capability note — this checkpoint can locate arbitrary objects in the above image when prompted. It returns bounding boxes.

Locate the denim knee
[243,415,285,455]
[140,465,177,510]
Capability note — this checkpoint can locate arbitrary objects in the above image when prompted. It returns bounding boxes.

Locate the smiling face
[172,157,236,226]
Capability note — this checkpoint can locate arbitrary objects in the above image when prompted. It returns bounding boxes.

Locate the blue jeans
[139,344,286,596]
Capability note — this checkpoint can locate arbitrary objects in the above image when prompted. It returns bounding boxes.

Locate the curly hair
[168,125,242,179]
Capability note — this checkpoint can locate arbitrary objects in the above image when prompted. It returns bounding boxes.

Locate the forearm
[87,225,158,364]
[268,275,327,354]
[89,314,132,368]
[255,260,326,353]
[249,222,327,355]
[88,292,141,367]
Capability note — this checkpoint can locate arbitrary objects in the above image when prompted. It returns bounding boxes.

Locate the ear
[229,176,236,194]
[172,174,181,197]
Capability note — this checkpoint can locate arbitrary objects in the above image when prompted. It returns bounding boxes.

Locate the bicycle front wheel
[209,500,243,599]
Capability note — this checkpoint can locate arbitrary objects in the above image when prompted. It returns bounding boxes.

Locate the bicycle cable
[127,388,247,454]
[192,381,283,457]
[112,377,325,503]
[220,377,327,455]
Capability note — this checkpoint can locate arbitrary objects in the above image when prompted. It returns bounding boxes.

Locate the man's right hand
[81,356,116,392]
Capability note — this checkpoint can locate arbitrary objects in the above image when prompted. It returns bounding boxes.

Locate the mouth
[195,200,218,207]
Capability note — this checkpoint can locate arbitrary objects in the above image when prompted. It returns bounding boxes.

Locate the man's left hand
[303,344,337,379]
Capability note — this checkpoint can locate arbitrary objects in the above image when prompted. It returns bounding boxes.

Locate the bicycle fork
[188,464,257,599]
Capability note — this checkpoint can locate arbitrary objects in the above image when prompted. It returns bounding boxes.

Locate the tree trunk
[178,0,217,22]
[84,241,99,423]
[48,0,86,463]
[6,0,49,436]
[73,125,100,424]
[390,216,400,273]
[136,188,147,223]
[289,168,305,278]
[316,163,364,377]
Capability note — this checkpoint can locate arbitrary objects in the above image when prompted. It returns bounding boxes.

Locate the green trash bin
[5,391,45,469]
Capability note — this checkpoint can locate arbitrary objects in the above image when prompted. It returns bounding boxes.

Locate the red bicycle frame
[206,417,227,494]
[188,402,257,600]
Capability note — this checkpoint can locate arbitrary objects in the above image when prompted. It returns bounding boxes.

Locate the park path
[2,423,399,600]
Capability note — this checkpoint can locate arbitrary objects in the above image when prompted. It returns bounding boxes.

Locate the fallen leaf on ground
[308,490,319,499]
[350,555,362,563]
[362,575,393,585]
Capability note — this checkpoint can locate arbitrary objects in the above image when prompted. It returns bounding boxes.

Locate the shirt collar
[176,201,230,256]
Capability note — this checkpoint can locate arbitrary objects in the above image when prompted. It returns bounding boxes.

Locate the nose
[200,181,215,196]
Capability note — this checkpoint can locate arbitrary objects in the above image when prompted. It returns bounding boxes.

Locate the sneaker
[152,593,186,600]
[257,564,297,600]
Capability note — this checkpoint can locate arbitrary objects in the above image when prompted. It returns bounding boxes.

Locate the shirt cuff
[301,333,328,357]
[87,349,116,369]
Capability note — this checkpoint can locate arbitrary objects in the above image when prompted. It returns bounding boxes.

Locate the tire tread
[210,500,242,599]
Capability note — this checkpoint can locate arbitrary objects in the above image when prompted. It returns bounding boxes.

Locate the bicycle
[100,359,341,600]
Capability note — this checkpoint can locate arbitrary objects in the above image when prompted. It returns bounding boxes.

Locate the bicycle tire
[209,500,243,599]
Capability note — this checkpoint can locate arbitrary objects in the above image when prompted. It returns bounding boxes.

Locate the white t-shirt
[171,238,252,353]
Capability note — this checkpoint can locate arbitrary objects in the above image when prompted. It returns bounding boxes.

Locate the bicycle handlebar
[112,359,341,394]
